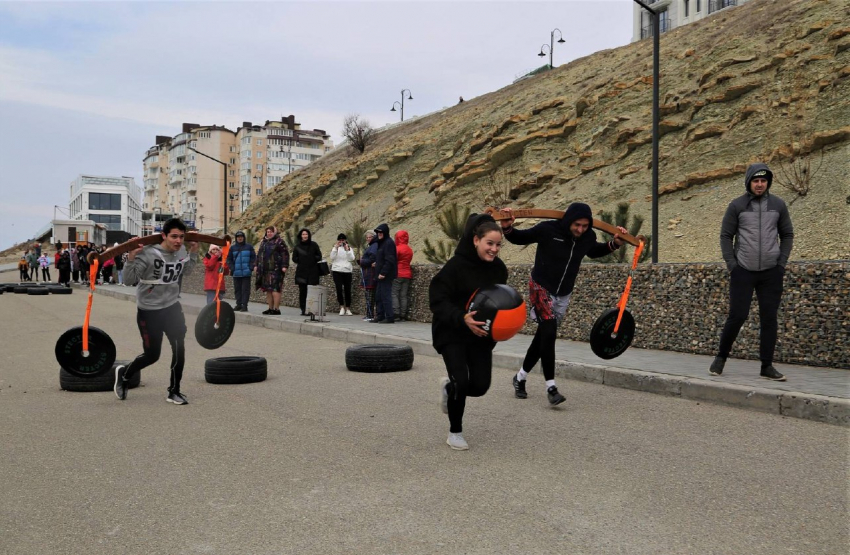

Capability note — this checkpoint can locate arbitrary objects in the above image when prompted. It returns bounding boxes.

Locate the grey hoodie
[123,243,198,310]
[720,163,794,272]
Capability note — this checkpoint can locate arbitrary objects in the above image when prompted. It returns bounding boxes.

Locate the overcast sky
[0,0,635,250]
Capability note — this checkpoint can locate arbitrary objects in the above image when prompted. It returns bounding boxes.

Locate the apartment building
[143,116,333,231]
[632,0,750,41]
[234,116,334,216]
[68,174,143,236]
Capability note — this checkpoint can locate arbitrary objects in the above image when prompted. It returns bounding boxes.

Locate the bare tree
[775,151,823,205]
[342,114,375,154]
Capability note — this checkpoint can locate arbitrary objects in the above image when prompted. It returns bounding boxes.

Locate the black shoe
[114,365,128,400]
[300,311,306,316]
[709,356,726,376]
[262,309,273,315]
[272,309,281,315]
[378,319,395,324]
[760,365,786,381]
[512,375,528,399]
[547,386,566,406]
[372,318,385,323]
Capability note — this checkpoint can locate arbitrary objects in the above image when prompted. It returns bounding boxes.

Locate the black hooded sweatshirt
[292,228,322,285]
[373,223,398,280]
[429,213,509,353]
[504,203,617,297]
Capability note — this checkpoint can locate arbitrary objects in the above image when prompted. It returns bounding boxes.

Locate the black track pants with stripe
[123,303,187,394]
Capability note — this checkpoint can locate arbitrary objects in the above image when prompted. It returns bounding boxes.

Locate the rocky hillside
[233,0,849,264]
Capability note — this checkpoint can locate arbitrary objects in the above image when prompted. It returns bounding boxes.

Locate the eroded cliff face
[234,0,850,264]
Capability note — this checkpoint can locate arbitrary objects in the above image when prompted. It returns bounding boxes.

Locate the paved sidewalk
[81,282,849,425]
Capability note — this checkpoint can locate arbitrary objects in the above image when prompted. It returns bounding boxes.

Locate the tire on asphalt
[204,356,267,384]
[14,286,33,294]
[47,286,72,295]
[345,344,414,373]
[59,361,141,392]
[27,287,49,296]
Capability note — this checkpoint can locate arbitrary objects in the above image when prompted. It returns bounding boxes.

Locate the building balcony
[708,0,737,14]
[640,14,671,39]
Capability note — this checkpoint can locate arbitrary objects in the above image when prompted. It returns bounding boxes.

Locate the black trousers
[123,303,187,394]
[233,276,252,308]
[522,319,559,381]
[298,283,308,314]
[441,341,494,434]
[332,271,352,307]
[718,265,784,364]
[375,279,394,321]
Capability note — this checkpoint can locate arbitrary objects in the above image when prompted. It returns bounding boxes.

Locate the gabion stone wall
[181,261,849,369]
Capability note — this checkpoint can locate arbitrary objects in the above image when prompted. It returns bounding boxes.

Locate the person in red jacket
[392,230,414,321]
[203,245,227,305]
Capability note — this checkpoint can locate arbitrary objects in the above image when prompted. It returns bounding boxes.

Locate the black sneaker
[547,386,566,406]
[167,392,189,405]
[262,308,273,315]
[114,365,128,400]
[760,365,786,382]
[709,356,726,376]
[512,375,528,399]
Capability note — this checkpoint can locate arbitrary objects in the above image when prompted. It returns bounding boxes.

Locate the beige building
[632,0,751,41]
[144,116,333,232]
[234,116,334,216]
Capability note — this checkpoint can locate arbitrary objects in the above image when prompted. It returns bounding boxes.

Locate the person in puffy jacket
[392,230,414,321]
[330,233,356,315]
[359,231,378,321]
[226,230,257,312]
[57,250,72,286]
[255,226,289,315]
[709,162,794,382]
[500,203,627,406]
[202,245,227,305]
[372,223,397,324]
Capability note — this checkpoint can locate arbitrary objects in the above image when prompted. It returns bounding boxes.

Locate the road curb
[79,285,848,427]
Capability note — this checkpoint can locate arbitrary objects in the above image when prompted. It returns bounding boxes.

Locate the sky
[0,0,635,251]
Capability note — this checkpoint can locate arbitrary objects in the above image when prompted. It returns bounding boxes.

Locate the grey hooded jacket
[124,243,198,310]
[720,163,793,272]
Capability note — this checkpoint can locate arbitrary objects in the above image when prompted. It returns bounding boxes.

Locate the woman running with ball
[429,213,508,451]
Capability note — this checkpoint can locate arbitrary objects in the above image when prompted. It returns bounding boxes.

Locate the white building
[632,0,750,42]
[69,175,143,236]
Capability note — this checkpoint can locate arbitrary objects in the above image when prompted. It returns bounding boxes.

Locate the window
[256,164,262,171]
[256,139,262,146]
[229,158,236,165]
[229,170,235,177]
[199,131,211,139]
[257,151,262,158]
[88,192,122,210]
[683,0,689,17]
[90,214,121,229]
[696,0,701,11]
[229,182,235,188]
[256,188,262,195]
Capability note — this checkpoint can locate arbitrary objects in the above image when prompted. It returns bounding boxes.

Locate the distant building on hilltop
[632,0,751,42]
[142,116,334,233]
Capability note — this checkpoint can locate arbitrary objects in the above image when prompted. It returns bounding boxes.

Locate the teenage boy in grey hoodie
[710,163,794,381]
[114,218,200,404]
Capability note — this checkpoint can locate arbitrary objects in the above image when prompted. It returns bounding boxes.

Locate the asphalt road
[0,289,848,555]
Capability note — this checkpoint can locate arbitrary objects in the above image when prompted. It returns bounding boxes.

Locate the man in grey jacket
[114,218,200,404]
[710,163,794,381]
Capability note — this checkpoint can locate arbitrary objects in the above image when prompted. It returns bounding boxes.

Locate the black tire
[27,287,49,296]
[345,344,414,373]
[47,286,72,294]
[14,286,32,294]
[60,361,141,392]
[204,356,267,384]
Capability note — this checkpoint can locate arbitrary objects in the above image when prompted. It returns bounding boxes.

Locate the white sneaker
[339,307,346,316]
[439,377,450,414]
[446,433,469,451]
[344,308,352,316]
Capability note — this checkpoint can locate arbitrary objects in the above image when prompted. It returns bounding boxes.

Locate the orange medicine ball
[466,284,527,341]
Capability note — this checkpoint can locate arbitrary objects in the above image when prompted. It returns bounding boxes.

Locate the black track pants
[124,303,187,394]
[332,271,352,307]
[441,341,494,434]
[522,319,559,380]
[717,265,784,364]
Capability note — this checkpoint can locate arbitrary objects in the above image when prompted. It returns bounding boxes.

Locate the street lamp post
[390,89,413,122]
[537,28,565,69]
[633,0,660,263]
[187,146,228,236]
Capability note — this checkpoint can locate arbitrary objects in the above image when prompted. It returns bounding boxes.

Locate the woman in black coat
[292,228,322,315]
[429,213,508,451]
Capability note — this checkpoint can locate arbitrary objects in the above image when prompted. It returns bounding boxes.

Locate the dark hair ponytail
[473,220,502,239]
